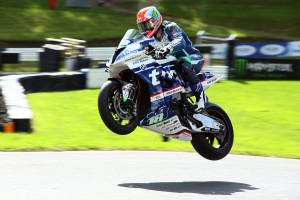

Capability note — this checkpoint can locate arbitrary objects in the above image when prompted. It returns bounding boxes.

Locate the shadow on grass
[119,181,259,195]
[231,79,250,85]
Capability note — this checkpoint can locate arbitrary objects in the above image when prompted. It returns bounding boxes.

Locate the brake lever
[144,46,168,60]
[144,45,155,56]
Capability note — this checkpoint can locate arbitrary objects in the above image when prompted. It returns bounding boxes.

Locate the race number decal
[148,113,164,125]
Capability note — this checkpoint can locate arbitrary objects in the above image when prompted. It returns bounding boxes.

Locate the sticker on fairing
[150,85,184,102]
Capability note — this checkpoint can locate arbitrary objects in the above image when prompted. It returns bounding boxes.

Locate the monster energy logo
[235,59,247,78]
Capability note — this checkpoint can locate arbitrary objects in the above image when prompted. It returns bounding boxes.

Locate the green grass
[0,0,299,46]
[0,3,134,42]
[0,80,299,159]
[0,61,101,73]
[160,0,300,39]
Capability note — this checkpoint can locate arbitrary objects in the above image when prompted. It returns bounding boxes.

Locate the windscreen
[117,29,144,49]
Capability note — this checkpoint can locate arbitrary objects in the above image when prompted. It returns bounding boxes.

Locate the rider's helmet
[136,6,162,38]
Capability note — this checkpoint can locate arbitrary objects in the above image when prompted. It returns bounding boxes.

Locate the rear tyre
[191,103,234,160]
[98,80,139,135]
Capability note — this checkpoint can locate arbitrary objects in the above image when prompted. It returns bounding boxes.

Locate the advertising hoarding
[235,58,300,80]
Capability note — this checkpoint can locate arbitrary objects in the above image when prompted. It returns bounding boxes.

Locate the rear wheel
[191,103,234,160]
[98,80,139,135]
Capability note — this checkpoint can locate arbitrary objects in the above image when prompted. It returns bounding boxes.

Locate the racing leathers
[150,20,204,101]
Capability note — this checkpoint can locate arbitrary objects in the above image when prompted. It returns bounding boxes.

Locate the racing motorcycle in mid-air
[98,29,234,160]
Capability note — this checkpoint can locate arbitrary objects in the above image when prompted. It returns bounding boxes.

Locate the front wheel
[191,102,234,160]
[98,80,139,135]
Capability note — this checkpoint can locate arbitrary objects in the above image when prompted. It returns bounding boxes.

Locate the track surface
[0,151,299,200]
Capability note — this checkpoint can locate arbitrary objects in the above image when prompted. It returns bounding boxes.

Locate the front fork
[121,82,139,116]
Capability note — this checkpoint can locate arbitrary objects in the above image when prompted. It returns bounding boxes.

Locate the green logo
[152,10,158,18]
[235,59,247,78]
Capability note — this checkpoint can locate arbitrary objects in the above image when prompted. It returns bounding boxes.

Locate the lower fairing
[141,115,192,141]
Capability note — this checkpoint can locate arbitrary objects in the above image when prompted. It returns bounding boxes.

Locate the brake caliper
[122,83,134,102]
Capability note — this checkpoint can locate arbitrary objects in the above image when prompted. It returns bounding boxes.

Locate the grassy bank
[0,0,299,48]
[0,80,299,159]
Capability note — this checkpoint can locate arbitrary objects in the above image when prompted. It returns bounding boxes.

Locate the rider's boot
[190,82,204,111]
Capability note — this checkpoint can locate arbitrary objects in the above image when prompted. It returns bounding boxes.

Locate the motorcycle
[98,29,234,160]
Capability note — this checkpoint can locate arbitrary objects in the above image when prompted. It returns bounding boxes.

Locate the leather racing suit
[150,20,204,92]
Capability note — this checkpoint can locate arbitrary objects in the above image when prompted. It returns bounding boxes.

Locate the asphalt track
[0,151,299,200]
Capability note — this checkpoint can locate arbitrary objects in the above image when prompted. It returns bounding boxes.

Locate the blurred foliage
[0,0,299,46]
[159,0,300,39]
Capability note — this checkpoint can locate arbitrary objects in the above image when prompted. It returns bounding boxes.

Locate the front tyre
[98,80,139,135]
[191,103,234,160]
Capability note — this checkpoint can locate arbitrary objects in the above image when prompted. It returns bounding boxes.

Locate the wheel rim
[204,110,230,149]
[107,86,135,126]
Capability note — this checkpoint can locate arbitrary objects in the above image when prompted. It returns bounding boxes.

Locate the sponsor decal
[150,86,183,102]
[150,92,164,102]
[235,45,257,57]
[133,58,149,65]
[235,58,299,80]
[124,54,142,62]
[235,59,247,78]
[247,62,293,72]
[259,44,285,56]
[123,49,139,57]
[164,86,183,96]
[291,42,300,51]
[206,77,217,84]
[234,41,300,58]
[149,69,160,86]
[289,41,300,56]
[152,10,158,18]
[148,113,164,125]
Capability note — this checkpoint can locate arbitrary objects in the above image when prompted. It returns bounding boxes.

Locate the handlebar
[144,45,171,60]
[144,45,156,57]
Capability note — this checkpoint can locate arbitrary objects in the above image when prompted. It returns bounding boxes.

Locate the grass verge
[0,81,299,159]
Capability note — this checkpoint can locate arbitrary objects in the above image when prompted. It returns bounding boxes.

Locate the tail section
[200,73,223,91]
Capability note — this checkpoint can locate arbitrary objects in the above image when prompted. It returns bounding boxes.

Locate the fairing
[105,29,222,142]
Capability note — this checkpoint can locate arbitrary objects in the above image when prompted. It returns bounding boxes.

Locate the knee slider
[175,58,185,71]
[175,58,193,75]
[181,62,194,75]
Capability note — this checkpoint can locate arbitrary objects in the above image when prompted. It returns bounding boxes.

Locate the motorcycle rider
[136,6,204,108]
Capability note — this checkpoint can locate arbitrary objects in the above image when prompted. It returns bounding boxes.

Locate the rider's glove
[154,47,170,59]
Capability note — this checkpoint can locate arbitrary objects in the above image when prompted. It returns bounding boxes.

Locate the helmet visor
[137,20,153,35]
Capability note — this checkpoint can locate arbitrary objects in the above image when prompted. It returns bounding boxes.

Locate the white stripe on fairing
[150,85,184,102]
[150,92,164,102]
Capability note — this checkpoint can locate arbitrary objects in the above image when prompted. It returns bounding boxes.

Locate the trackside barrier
[195,30,237,71]
[41,37,91,72]
[234,58,300,80]
[0,74,33,132]
[3,47,116,62]
[0,71,85,133]
[81,68,109,88]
